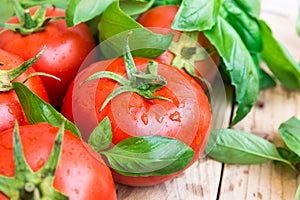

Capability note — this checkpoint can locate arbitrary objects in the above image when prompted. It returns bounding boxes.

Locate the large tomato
[0,49,48,132]
[0,6,96,106]
[0,123,117,200]
[61,57,212,186]
[136,5,219,85]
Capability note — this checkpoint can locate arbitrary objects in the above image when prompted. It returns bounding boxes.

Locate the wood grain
[219,85,300,200]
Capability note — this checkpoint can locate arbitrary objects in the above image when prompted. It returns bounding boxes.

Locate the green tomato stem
[0,47,45,92]
[24,10,37,29]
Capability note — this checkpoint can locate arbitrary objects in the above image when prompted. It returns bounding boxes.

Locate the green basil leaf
[172,0,221,31]
[277,147,300,167]
[98,1,174,58]
[20,0,68,9]
[233,0,261,18]
[278,117,300,157]
[66,0,114,27]
[101,136,194,176]
[0,0,14,23]
[153,0,181,6]
[207,129,291,165]
[119,0,154,16]
[88,117,112,152]
[12,82,81,138]
[259,20,300,90]
[204,17,259,125]
[222,0,262,52]
[252,53,276,89]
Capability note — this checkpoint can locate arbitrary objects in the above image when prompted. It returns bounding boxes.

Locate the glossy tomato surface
[62,57,212,186]
[0,49,48,132]
[0,123,117,200]
[0,7,96,106]
[137,5,219,84]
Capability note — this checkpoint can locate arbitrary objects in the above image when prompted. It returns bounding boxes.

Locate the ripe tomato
[0,49,48,132]
[61,57,212,186]
[0,123,117,200]
[136,5,219,85]
[0,7,96,107]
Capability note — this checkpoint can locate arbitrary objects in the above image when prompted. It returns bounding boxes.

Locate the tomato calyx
[0,47,44,92]
[168,31,213,91]
[0,2,64,35]
[0,47,60,92]
[82,32,171,111]
[0,122,68,199]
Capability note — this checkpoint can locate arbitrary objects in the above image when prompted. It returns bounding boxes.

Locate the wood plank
[219,85,300,200]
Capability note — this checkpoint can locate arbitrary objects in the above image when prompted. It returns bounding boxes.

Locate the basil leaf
[98,1,173,58]
[207,129,291,165]
[0,0,14,23]
[153,0,181,6]
[278,117,300,157]
[221,0,262,52]
[259,20,300,90]
[20,0,68,9]
[172,0,221,31]
[119,0,154,16]
[88,117,112,152]
[66,0,114,27]
[233,0,261,18]
[252,53,276,89]
[204,17,259,125]
[101,136,194,176]
[12,82,81,138]
[277,147,300,167]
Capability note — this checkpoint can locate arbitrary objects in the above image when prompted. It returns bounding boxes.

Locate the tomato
[136,5,220,85]
[0,7,96,107]
[0,49,48,132]
[61,57,212,186]
[0,123,117,200]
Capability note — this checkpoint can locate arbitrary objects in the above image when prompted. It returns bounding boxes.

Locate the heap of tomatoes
[0,3,214,199]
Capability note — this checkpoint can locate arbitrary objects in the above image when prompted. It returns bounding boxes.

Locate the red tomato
[61,57,212,186]
[0,123,117,200]
[0,7,96,106]
[0,49,48,132]
[136,5,220,85]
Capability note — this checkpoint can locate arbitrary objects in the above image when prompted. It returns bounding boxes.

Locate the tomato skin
[0,123,117,200]
[0,49,49,133]
[62,57,212,186]
[136,5,220,84]
[0,7,96,106]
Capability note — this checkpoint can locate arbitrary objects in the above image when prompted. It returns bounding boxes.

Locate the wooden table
[117,2,300,199]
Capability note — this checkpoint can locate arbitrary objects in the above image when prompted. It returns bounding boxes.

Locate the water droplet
[195,135,202,145]
[141,113,148,125]
[73,188,79,195]
[36,157,45,168]
[155,113,164,123]
[169,111,181,122]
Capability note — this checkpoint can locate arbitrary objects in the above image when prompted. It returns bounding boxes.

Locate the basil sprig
[171,0,300,125]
